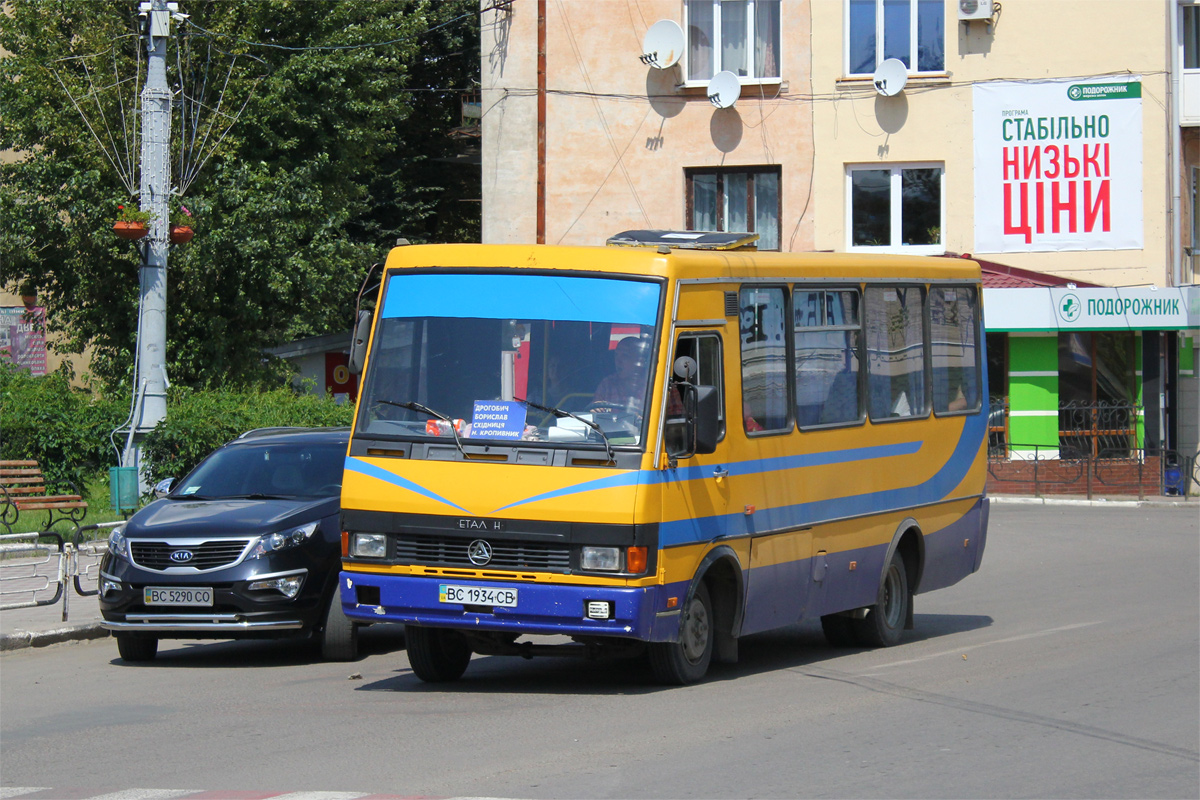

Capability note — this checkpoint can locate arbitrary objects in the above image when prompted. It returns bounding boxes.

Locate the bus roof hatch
[606,230,760,251]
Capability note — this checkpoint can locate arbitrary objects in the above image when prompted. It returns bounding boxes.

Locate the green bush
[140,386,353,483]
[0,363,127,492]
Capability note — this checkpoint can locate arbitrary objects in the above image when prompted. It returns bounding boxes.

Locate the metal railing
[1058,400,1140,460]
[0,523,119,621]
[988,444,1198,500]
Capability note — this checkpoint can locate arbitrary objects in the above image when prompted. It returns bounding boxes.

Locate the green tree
[0,0,480,390]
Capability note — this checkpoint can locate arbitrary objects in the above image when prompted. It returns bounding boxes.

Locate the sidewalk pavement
[1,493,1195,654]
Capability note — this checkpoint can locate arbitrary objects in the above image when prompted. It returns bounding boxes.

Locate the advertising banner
[0,306,47,376]
[974,77,1143,253]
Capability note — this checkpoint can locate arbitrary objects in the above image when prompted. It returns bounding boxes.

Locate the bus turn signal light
[627,546,647,573]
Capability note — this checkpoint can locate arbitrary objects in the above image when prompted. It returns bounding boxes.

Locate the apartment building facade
[478,0,1198,490]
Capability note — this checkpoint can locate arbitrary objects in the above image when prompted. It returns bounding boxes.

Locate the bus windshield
[355,272,662,449]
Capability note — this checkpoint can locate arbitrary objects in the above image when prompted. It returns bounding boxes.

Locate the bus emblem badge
[467,539,493,566]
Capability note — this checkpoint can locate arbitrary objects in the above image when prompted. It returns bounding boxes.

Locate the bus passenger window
[930,287,981,414]
[865,286,926,420]
[794,289,862,427]
[739,287,790,432]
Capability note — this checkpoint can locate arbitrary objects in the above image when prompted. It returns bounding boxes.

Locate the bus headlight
[581,546,620,571]
[351,533,387,558]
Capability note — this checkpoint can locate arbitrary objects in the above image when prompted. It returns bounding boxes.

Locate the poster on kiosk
[973,76,1143,254]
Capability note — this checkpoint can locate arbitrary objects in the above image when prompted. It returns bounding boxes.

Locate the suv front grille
[130,539,253,571]
[393,534,570,571]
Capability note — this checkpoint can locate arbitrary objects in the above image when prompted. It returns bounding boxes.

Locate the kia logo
[169,549,195,563]
[467,539,493,566]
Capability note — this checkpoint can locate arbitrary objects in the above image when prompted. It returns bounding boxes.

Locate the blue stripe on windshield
[381,274,661,325]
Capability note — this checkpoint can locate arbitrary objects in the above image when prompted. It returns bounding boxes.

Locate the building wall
[810,0,1171,288]
[481,0,815,250]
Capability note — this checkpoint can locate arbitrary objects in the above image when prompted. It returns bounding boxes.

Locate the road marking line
[865,621,1104,670]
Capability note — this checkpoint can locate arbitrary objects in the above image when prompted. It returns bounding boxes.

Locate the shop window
[688,167,780,250]
[846,0,944,76]
[865,285,926,420]
[848,164,943,254]
[794,288,863,427]
[739,286,790,432]
[929,286,981,414]
[1057,331,1138,458]
[687,0,781,83]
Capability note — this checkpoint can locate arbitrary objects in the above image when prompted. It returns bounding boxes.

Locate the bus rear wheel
[852,552,909,647]
[649,582,713,685]
[405,625,472,682]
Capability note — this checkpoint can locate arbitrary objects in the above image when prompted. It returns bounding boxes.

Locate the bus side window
[665,333,725,455]
[865,285,927,420]
[930,286,981,414]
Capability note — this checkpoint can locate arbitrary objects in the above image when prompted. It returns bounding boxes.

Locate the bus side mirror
[692,385,719,455]
[348,310,372,375]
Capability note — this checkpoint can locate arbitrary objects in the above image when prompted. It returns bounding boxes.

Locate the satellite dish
[872,58,908,97]
[640,19,685,69]
[707,70,741,109]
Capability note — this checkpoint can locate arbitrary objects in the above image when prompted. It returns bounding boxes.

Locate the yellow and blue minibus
[339,232,989,684]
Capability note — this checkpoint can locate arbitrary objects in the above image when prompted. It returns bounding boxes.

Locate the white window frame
[683,0,782,88]
[843,0,946,78]
[845,162,945,255]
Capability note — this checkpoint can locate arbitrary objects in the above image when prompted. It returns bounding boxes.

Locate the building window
[847,164,943,254]
[686,0,781,83]
[846,0,944,76]
[1186,6,1200,70]
[687,167,780,250]
[865,285,926,420]
[739,286,790,432]
[794,288,863,427]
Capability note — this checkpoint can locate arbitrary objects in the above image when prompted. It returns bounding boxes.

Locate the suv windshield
[356,272,662,449]
[174,439,347,499]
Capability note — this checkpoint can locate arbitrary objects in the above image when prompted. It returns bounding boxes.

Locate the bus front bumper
[339,571,684,642]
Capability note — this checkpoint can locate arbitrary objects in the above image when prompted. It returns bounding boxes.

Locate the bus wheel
[405,625,472,682]
[820,614,858,647]
[852,552,909,647]
[649,582,713,684]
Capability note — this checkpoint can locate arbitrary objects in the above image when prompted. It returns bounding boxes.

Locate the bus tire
[649,582,713,684]
[405,625,472,682]
[116,633,158,662]
[319,585,359,662]
[852,551,909,647]
[820,614,858,647]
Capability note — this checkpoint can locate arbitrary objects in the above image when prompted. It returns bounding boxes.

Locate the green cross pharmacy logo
[1059,293,1082,322]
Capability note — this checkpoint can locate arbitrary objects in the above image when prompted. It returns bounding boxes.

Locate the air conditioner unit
[958,0,993,21]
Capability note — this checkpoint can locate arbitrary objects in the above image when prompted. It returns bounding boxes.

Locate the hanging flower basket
[169,224,194,244]
[113,220,149,240]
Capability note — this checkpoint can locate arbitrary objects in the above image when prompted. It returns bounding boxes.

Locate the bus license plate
[144,587,213,606]
[439,584,517,608]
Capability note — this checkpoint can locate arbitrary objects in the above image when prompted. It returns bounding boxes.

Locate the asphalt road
[1,504,1197,799]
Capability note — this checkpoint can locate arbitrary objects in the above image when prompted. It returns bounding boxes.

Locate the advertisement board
[974,77,1143,253]
[0,306,47,376]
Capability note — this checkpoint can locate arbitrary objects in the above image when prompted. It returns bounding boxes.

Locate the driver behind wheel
[593,335,651,414]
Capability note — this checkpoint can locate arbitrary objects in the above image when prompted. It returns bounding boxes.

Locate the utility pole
[123,0,178,491]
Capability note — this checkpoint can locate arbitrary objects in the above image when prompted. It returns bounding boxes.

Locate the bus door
[660,329,737,580]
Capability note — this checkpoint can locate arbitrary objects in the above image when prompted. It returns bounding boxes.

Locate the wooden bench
[0,460,88,530]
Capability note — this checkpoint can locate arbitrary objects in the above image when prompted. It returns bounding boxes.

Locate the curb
[990,495,1196,509]
[0,623,110,652]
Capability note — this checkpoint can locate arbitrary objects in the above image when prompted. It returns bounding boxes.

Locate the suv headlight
[107,526,129,561]
[250,521,319,559]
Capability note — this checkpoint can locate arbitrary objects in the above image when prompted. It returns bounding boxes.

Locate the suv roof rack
[606,229,759,251]
[237,426,344,440]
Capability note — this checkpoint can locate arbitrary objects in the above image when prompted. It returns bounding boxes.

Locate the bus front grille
[392,534,570,571]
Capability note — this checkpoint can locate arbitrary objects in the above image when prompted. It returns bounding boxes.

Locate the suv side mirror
[154,477,175,499]
[348,310,372,375]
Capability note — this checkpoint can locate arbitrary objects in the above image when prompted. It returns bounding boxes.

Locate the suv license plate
[144,587,213,607]
[439,584,517,608]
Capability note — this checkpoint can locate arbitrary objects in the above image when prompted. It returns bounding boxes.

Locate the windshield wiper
[377,399,471,460]
[518,398,615,465]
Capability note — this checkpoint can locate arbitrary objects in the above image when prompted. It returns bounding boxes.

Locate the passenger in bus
[593,336,650,412]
